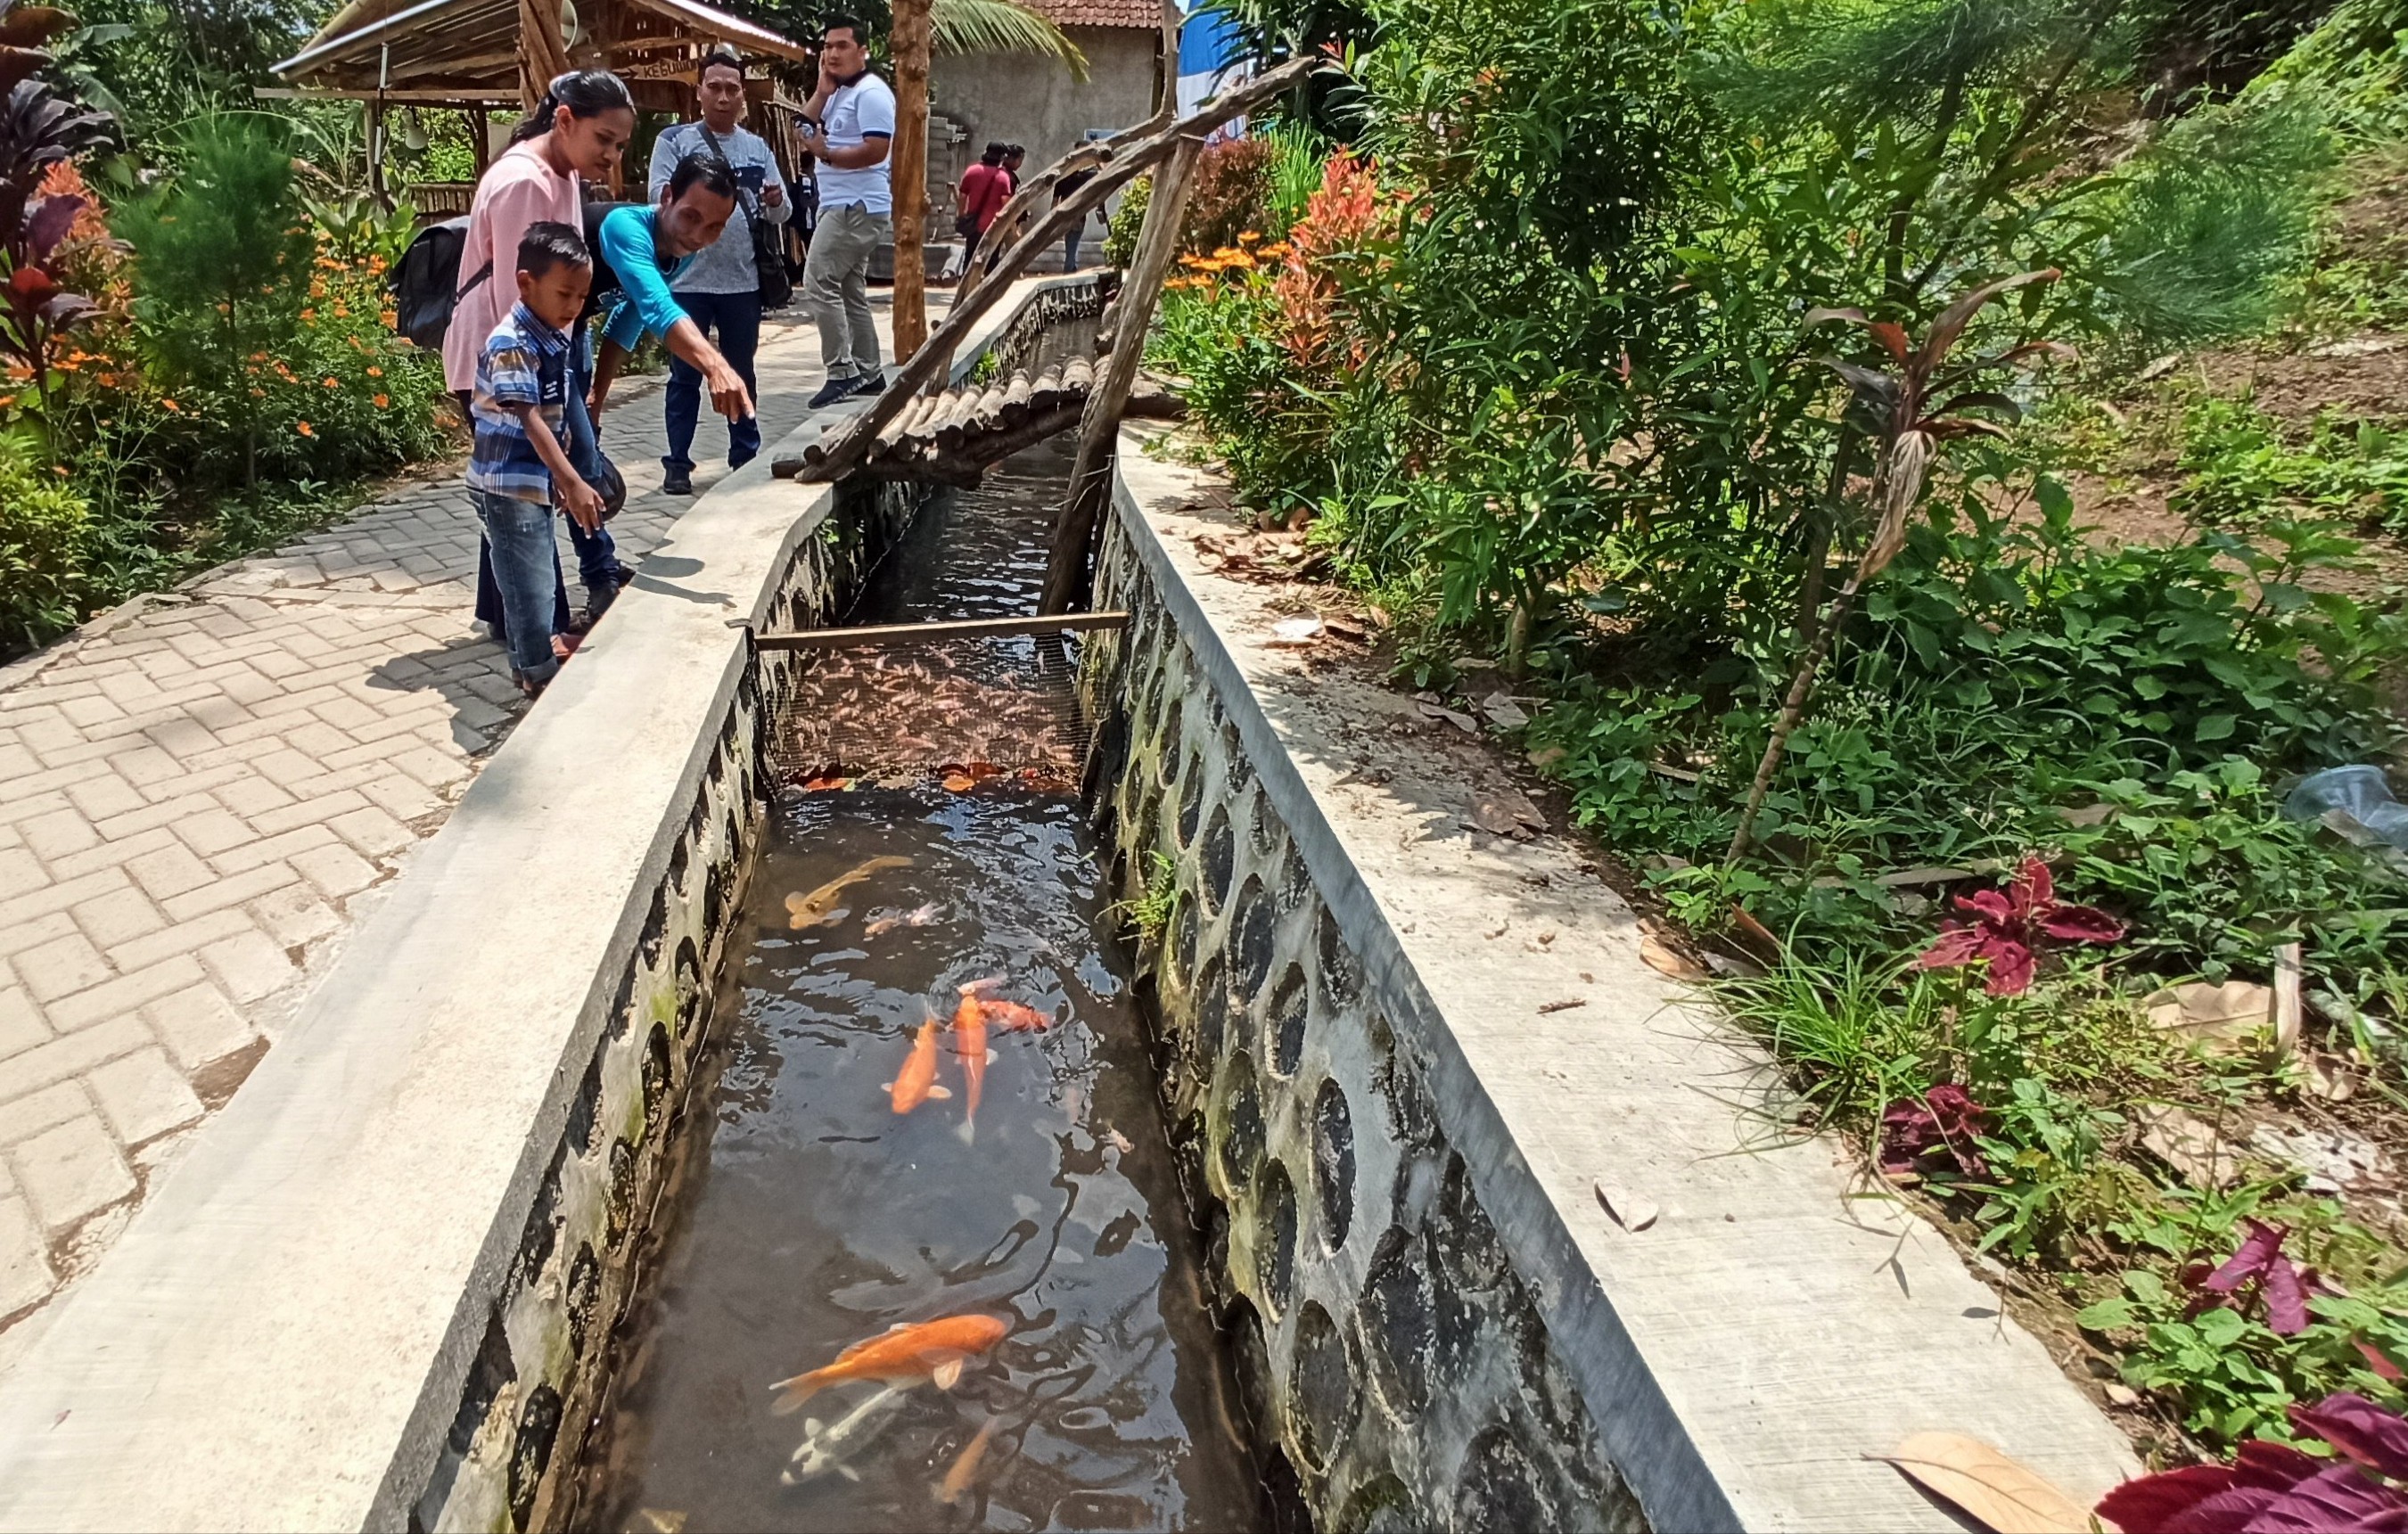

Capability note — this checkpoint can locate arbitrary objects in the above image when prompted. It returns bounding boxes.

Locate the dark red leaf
[2235,1440,2331,1491]
[6,263,54,302]
[1983,939,2036,995]
[2012,854,2056,922]
[23,191,80,263]
[2036,904,2125,944]
[2254,1463,2408,1531]
[1916,924,1986,969]
[2264,1252,2313,1336]
[2204,1221,2289,1295]
[2356,1341,2405,1383]
[2293,1395,2408,1481]
[2098,1464,2245,1530]
[1867,320,1911,364]
[1956,888,2014,927]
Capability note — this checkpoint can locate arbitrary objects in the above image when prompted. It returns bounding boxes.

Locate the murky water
[572,445,1264,1533]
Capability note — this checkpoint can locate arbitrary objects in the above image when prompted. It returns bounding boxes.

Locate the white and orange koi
[952,989,991,1144]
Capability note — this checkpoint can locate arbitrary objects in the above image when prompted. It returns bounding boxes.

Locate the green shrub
[2175,394,2408,529]
[0,434,92,651]
[1102,173,1148,267]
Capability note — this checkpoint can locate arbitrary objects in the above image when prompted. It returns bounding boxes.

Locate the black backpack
[388,200,644,349]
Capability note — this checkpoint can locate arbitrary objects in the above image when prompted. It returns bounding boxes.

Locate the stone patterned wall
[1082,515,1652,1534]
[410,480,916,1534]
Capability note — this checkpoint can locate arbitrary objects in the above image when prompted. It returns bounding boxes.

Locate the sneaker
[846,371,887,399]
[809,373,863,409]
[661,467,694,496]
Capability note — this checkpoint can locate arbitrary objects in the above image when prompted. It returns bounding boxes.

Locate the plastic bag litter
[2284,765,2408,849]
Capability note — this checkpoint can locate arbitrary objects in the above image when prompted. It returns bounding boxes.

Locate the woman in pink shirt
[449,70,636,636]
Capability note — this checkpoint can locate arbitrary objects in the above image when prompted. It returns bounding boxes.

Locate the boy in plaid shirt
[468,221,607,698]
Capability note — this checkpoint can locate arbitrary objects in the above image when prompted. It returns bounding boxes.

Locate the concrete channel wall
[0,282,1074,1534]
[1086,441,2144,1532]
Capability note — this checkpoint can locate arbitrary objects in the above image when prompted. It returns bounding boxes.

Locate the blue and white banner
[1176,2,1253,141]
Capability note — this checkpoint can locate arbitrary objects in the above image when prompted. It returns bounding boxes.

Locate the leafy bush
[0,433,90,649]
[1101,172,1148,267]
[1180,135,1276,253]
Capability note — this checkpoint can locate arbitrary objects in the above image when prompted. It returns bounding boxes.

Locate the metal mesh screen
[766,633,1090,792]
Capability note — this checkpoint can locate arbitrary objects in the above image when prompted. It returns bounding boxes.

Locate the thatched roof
[275,0,806,105]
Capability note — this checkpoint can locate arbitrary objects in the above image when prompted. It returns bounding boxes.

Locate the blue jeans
[468,365,620,636]
[473,489,562,684]
[663,291,763,474]
[1064,231,1081,271]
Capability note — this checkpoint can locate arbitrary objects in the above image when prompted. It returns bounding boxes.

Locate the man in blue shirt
[646,48,793,495]
[795,16,895,408]
[588,154,758,437]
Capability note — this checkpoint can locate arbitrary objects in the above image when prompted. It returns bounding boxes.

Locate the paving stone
[158,862,299,923]
[44,955,207,1034]
[0,911,79,963]
[329,804,413,858]
[249,884,341,950]
[141,984,255,1071]
[0,1082,94,1148]
[290,841,379,898]
[172,807,258,858]
[247,787,367,838]
[125,841,216,902]
[0,847,48,902]
[0,987,50,1062]
[0,1194,54,1317]
[104,906,254,973]
[70,886,166,949]
[358,773,440,821]
[85,1048,203,1145]
[62,772,145,822]
[211,824,338,877]
[14,931,111,1005]
[213,775,298,818]
[20,807,100,861]
[197,929,297,1005]
[11,1113,135,1233]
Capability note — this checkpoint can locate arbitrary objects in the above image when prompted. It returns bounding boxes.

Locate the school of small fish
[777,644,1085,783]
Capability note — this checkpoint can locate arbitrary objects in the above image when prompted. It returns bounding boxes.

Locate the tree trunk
[1039,130,1204,615]
[889,0,933,358]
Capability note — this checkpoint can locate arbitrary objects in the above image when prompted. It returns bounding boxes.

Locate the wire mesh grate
[765,631,1091,793]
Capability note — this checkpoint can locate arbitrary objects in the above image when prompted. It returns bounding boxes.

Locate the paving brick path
[0,311,860,1330]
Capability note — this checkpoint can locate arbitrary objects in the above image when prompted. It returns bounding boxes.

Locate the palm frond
[930,0,1088,78]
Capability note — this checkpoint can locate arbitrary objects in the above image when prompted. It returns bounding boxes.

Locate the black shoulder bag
[698,124,794,310]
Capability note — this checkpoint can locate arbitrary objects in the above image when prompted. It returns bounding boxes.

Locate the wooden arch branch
[797,53,1324,487]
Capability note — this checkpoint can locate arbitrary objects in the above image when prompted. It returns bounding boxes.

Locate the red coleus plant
[2192,1219,2322,1337]
[2098,1393,2408,1532]
[1917,854,2124,996]
[1878,1083,1992,1179]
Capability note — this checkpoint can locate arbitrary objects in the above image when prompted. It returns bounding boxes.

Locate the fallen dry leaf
[2135,1103,2240,1190]
[1595,1182,1658,1232]
[1876,1432,2098,1534]
[1527,745,1568,769]
[2273,943,2303,1060]
[1873,865,1976,888]
[1480,690,1531,730]
[1640,934,1710,982]
[1647,759,1702,783]
[1730,905,1781,956]
[2305,1053,2357,1103]
[1268,616,1325,645]
[2144,980,2272,1048]
[1416,700,1479,732]
[1536,997,1588,1014]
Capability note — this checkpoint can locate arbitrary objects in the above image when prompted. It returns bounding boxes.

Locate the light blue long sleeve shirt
[598,204,698,351]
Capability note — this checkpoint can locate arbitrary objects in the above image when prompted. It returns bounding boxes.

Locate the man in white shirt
[647,47,792,492]
[797,17,895,408]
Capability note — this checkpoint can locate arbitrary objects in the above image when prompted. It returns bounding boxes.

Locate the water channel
[570,441,1269,1533]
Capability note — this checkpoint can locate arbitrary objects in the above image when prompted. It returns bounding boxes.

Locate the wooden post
[1039,129,1202,615]
[890,0,933,358]
[517,0,571,111]
[469,106,491,176]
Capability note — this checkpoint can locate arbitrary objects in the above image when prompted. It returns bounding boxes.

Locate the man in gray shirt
[646,47,792,494]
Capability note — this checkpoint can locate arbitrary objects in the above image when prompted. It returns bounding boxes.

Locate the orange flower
[366,365,383,377]
[300,308,316,323]
[160,398,180,412]
[1237,230,1262,243]
[323,376,339,388]
[297,421,314,436]
[374,393,390,408]
[0,394,13,408]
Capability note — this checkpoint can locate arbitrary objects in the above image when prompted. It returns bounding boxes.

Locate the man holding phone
[646,47,791,494]
[795,16,894,409]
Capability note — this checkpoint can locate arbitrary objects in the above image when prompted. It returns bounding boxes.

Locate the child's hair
[668,151,739,203]
[517,220,592,279]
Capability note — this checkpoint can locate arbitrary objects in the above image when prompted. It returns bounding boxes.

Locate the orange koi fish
[768,1314,1011,1414]
[884,1017,953,1114]
[937,1417,1001,1506]
[978,999,1052,1033]
[952,989,991,1144]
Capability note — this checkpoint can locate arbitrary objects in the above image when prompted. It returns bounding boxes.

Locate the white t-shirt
[814,70,895,216]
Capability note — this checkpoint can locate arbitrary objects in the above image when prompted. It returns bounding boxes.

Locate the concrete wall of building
[930,26,1159,221]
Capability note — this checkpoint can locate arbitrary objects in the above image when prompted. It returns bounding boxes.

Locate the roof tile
[1023,0,1166,30]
